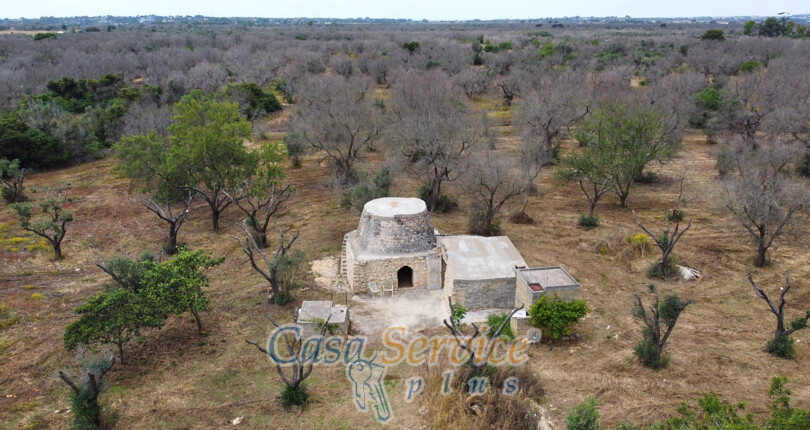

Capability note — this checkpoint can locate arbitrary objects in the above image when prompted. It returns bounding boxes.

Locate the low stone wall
[451,277,516,310]
[344,251,436,293]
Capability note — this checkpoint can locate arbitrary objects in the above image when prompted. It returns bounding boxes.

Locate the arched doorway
[397,266,413,288]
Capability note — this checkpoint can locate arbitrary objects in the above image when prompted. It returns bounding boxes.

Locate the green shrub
[225,82,282,119]
[578,214,599,229]
[402,41,420,53]
[486,313,514,340]
[33,32,57,41]
[700,29,726,41]
[799,153,810,177]
[667,208,686,223]
[274,291,294,306]
[767,335,796,359]
[529,295,589,341]
[417,184,456,213]
[340,167,392,211]
[280,385,309,410]
[0,111,67,169]
[566,397,600,430]
[71,385,102,430]
[467,200,501,236]
[633,337,669,370]
[739,60,760,73]
[0,302,18,329]
[634,170,658,184]
[451,303,467,327]
[648,254,681,278]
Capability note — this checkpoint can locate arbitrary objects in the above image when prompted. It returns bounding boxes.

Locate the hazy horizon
[3,0,809,21]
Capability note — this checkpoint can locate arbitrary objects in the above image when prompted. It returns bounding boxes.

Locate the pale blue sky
[3,0,808,20]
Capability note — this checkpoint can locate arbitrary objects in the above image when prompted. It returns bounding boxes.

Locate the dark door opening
[397,266,413,288]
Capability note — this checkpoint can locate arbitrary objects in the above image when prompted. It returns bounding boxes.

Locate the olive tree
[0,158,27,204]
[233,221,300,305]
[723,143,808,267]
[516,70,591,161]
[10,187,73,260]
[227,141,293,248]
[575,105,671,207]
[632,178,693,277]
[466,151,534,236]
[389,70,483,212]
[166,91,254,231]
[443,297,523,377]
[287,75,384,186]
[58,355,115,430]
[555,144,615,220]
[749,271,810,359]
[633,284,692,370]
[245,312,332,409]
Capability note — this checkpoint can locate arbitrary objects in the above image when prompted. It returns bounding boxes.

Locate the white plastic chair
[368,281,381,297]
[383,279,395,297]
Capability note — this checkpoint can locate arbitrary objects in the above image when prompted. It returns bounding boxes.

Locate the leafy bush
[0,302,18,329]
[627,233,653,258]
[43,74,125,114]
[280,385,309,410]
[33,32,57,41]
[467,200,501,236]
[648,253,681,278]
[529,295,589,341]
[225,82,282,120]
[71,384,102,430]
[667,208,686,223]
[578,214,599,229]
[451,303,467,327]
[739,60,760,73]
[634,170,658,184]
[277,249,307,295]
[633,337,670,370]
[340,167,392,211]
[418,184,456,213]
[566,397,600,430]
[402,41,420,53]
[486,312,514,340]
[700,29,726,41]
[0,111,66,169]
[696,87,722,112]
[766,335,796,359]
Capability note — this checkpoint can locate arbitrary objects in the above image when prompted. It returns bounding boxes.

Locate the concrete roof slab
[440,235,527,280]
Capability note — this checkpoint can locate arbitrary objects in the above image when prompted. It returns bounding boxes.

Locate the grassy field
[1,108,809,428]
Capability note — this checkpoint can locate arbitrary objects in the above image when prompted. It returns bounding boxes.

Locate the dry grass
[423,361,545,429]
[1,101,809,428]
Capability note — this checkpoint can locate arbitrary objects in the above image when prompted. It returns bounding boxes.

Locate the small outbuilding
[296,300,349,337]
[439,235,527,310]
[515,266,580,307]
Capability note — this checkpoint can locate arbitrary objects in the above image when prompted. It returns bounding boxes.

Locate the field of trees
[1,16,810,429]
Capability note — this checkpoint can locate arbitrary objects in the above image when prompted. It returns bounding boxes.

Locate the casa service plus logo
[262,324,538,424]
